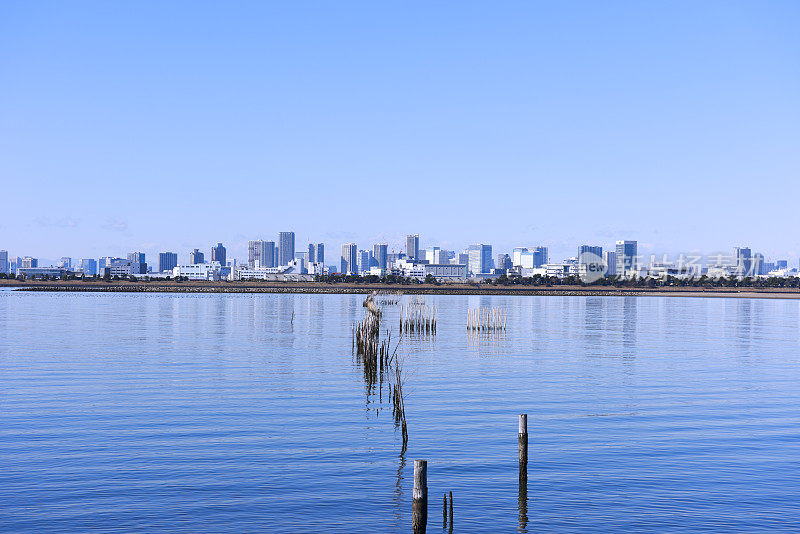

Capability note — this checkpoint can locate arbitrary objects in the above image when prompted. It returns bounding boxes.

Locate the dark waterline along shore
[3,279,800,299]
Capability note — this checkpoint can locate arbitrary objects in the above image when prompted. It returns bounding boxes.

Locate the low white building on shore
[173,262,223,281]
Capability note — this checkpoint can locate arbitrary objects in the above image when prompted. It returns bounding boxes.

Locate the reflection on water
[622,296,638,358]
[2,292,800,533]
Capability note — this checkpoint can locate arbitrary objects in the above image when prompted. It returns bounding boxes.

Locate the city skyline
[3,232,796,278]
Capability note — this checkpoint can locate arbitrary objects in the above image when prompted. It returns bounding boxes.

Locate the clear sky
[2,1,799,265]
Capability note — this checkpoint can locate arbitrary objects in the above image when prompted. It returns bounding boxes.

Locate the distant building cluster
[2,234,798,283]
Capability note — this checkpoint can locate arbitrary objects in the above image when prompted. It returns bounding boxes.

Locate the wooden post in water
[518,414,529,531]
[442,493,447,528]
[448,490,453,532]
[412,459,428,533]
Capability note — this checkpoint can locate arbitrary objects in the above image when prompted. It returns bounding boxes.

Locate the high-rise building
[127,252,147,274]
[406,234,420,261]
[211,243,226,266]
[512,247,527,267]
[79,258,98,275]
[357,250,371,274]
[309,243,324,264]
[341,243,358,275]
[0,250,8,274]
[734,247,753,276]
[424,246,447,264]
[467,244,493,274]
[158,252,178,273]
[496,254,512,271]
[615,240,638,274]
[279,232,295,267]
[373,243,388,269]
[604,251,617,276]
[249,240,276,268]
[190,249,205,265]
[532,246,548,267]
[20,257,38,269]
[513,246,548,268]
[579,245,603,258]
[128,252,145,263]
[776,260,788,270]
[57,257,72,269]
[578,246,603,274]
[425,246,439,264]
[752,252,764,276]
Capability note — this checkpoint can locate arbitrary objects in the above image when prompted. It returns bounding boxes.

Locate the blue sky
[1,1,799,265]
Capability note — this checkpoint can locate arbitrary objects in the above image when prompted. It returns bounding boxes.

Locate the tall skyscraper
[406,234,419,261]
[532,246,548,267]
[604,251,617,276]
[373,243,388,269]
[752,252,764,276]
[341,243,358,275]
[20,257,38,269]
[467,244,493,274]
[357,250,371,274]
[249,240,275,268]
[127,252,147,274]
[265,241,276,267]
[211,243,226,266]
[308,243,324,265]
[159,252,178,273]
[79,258,98,275]
[615,240,638,275]
[0,250,8,274]
[190,249,205,264]
[57,257,72,269]
[734,247,753,276]
[279,232,295,267]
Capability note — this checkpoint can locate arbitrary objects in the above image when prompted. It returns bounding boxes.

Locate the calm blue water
[2,290,800,533]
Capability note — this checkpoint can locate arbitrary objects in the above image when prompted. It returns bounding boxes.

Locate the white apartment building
[173,262,223,281]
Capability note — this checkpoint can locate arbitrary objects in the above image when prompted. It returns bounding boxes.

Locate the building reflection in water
[622,296,638,359]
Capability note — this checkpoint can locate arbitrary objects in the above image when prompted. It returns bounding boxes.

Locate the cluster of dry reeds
[400,303,437,334]
[389,364,408,450]
[354,311,386,367]
[467,307,507,332]
[353,295,409,451]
